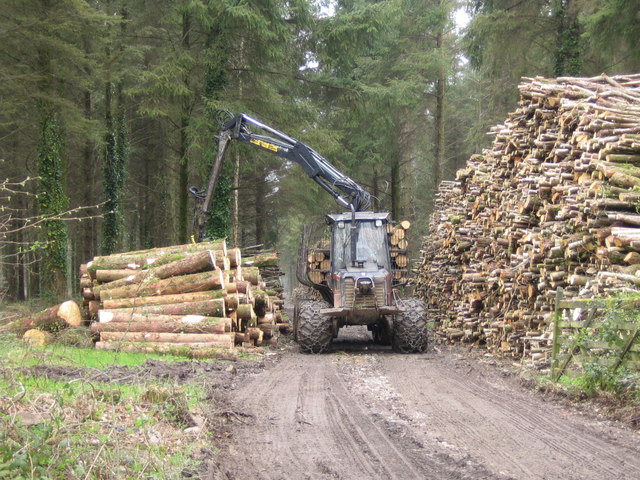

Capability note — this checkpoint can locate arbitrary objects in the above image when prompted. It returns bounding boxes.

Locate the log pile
[389,220,412,284]
[80,240,286,355]
[416,74,640,366]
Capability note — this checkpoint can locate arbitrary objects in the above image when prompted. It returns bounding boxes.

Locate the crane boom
[192,112,372,239]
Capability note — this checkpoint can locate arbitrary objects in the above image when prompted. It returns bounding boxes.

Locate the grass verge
[0,334,215,479]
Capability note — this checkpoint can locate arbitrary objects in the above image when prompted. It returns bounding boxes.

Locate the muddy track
[216,331,640,480]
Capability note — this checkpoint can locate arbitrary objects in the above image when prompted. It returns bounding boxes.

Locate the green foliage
[0,336,211,478]
[7,0,640,301]
[561,296,640,398]
[580,0,640,73]
[205,155,234,240]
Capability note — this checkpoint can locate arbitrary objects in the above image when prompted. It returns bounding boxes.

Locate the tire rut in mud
[217,351,510,480]
[381,353,640,480]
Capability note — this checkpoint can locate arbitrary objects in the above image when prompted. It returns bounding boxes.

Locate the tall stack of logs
[416,74,640,366]
[79,240,286,355]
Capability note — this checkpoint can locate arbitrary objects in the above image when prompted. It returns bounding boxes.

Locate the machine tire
[392,297,429,353]
[296,299,332,353]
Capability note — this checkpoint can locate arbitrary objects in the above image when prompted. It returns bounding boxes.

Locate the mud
[215,328,640,480]
[19,330,640,479]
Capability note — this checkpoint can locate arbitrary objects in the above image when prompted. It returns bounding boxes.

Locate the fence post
[551,287,564,381]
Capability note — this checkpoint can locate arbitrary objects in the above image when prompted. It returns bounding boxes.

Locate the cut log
[227,248,242,268]
[101,290,226,309]
[94,239,227,262]
[226,281,252,295]
[242,267,261,285]
[23,329,53,346]
[87,241,227,277]
[241,252,279,267]
[22,301,82,332]
[151,249,220,278]
[90,316,231,334]
[236,304,257,322]
[98,299,226,322]
[96,269,139,283]
[95,338,235,355]
[93,250,223,295]
[224,293,240,310]
[245,327,264,346]
[99,270,226,300]
[99,331,233,344]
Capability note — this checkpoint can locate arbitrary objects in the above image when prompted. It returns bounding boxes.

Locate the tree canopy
[1,0,637,299]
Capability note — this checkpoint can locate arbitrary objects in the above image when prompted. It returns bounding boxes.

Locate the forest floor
[211,328,640,480]
[2,309,639,479]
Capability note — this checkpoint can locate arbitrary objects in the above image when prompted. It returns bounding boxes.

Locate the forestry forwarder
[191,111,428,353]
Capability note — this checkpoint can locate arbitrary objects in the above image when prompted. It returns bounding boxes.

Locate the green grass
[0,334,188,370]
[0,342,210,479]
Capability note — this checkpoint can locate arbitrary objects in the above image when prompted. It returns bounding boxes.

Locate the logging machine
[191,111,428,353]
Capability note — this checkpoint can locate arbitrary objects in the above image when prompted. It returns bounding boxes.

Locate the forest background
[1,0,639,300]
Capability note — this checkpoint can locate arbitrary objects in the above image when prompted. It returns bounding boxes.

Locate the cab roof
[326,211,391,224]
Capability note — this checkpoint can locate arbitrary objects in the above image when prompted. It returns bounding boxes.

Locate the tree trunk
[178,10,191,244]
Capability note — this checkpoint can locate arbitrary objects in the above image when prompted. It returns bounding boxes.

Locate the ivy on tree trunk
[37,108,69,297]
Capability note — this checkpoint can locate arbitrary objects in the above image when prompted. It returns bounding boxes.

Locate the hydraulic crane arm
[192,112,372,239]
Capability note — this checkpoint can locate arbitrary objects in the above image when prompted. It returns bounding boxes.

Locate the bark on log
[227,248,242,268]
[98,299,226,322]
[99,270,226,300]
[94,239,227,262]
[87,241,227,277]
[91,316,231,334]
[241,252,279,267]
[95,338,235,355]
[101,290,226,309]
[236,304,257,321]
[99,331,233,344]
[242,267,261,285]
[226,281,252,295]
[96,269,139,283]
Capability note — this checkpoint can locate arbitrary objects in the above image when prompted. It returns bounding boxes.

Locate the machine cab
[326,212,393,311]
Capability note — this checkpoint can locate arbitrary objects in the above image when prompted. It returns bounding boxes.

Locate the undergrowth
[0,334,212,479]
[548,293,640,421]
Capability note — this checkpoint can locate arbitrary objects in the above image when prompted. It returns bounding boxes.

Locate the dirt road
[216,330,640,480]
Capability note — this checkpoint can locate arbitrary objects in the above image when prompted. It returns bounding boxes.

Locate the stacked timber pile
[389,220,412,284]
[306,220,412,285]
[79,240,286,355]
[416,74,640,366]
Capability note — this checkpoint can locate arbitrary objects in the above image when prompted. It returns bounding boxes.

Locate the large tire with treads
[296,299,332,353]
[392,297,428,353]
